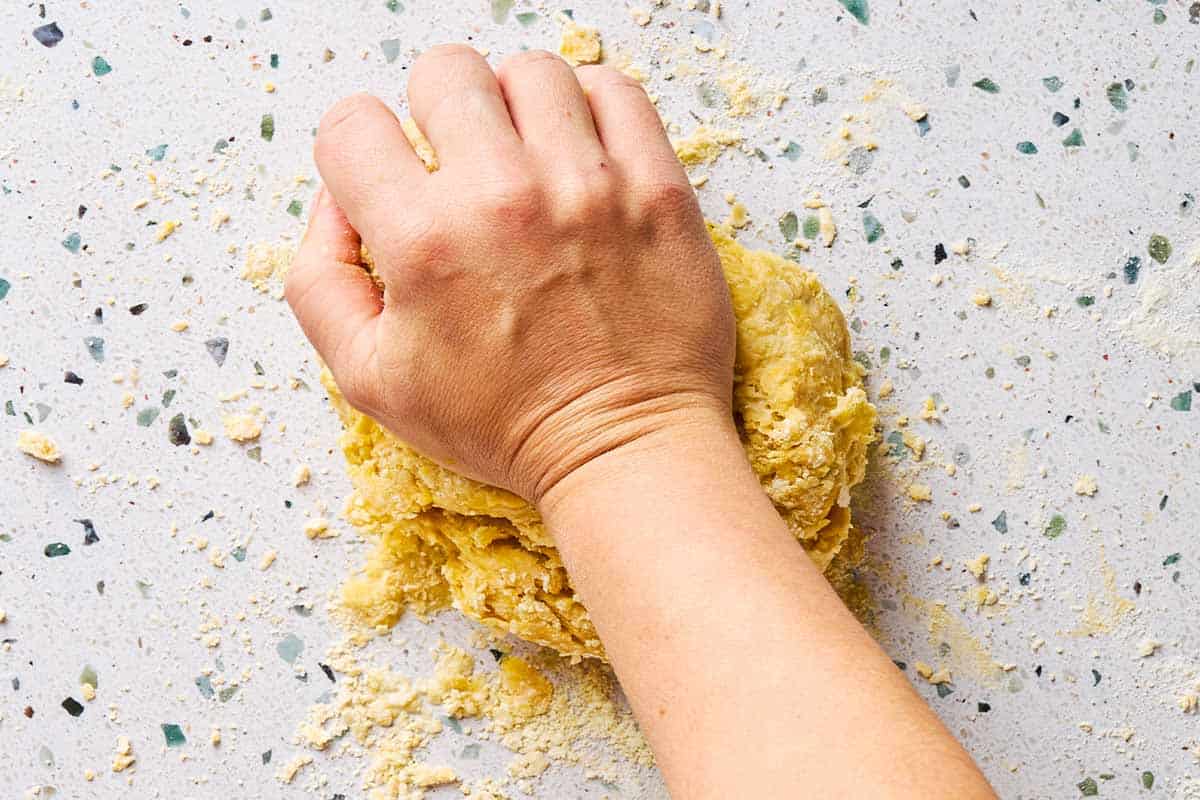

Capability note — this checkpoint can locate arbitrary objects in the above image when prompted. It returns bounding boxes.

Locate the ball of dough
[330,224,876,660]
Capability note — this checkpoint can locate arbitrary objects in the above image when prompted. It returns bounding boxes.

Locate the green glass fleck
[491,0,514,23]
[515,11,538,25]
[218,686,239,702]
[991,511,1008,534]
[162,389,176,407]
[261,113,275,142]
[1142,771,1154,789]
[1044,514,1066,539]
[286,200,303,217]
[1042,76,1063,93]
[80,665,98,690]
[1171,390,1192,412]
[380,38,401,63]
[779,211,798,241]
[1163,553,1182,566]
[92,56,112,76]
[260,8,273,21]
[45,542,71,557]
[84,336,105,362]
[1154,7,1166,23]
[1062,128,1085,147]
[1016,141,1038,154]
[0,277,9,301]
[1148,234,1171,264]
[1124,256,1141,284]
[885,430,906,460]
[145,144,168,161]
[247,446,262,462]
[231,545,247,562]
[161,723,186,747]
[802,215,820,240]
[1078,777,1098,797]
[838,0,869,24]
[1076,295,1095,307]
[195,674,214,699]
[137,407,161,427]
[972,77,999,94]
[1107,82,1128,112]
[277,633,304,663]
[269,53,279,68]
[879,346,890,363]
[63,232,82,253]
[863,212,884,243]
[935,683,954,698]
[781,141,802,161]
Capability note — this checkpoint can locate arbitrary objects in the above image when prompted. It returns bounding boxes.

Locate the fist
[286,45,734,502]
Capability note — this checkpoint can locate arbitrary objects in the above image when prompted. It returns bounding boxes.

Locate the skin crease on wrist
[285,42,999,800]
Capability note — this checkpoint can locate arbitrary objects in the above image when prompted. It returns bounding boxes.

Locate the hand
[286,45,734,502]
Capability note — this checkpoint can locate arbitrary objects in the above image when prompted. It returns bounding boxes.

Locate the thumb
[285,187,384,409]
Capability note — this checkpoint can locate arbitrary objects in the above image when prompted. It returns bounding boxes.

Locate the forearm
[541,413,996,799]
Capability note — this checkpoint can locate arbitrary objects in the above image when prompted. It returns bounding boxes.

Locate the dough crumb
[111,736,135,773]
[671,125,743,166]
[259,549,277,570]
[275,754,312,784]
[907,483,933,502]
[293,464,312,487]
[241,242,296,298]
[966,553,990,579]
[222,413,262,442]
[193,429,214,446]
[558,18,602,66]
[1136,639,1162,658]
[304,518,335,539]
[972,291,993,307]
[18,430,61,463]
[81,682,96,702]
[1073,474,1098,496]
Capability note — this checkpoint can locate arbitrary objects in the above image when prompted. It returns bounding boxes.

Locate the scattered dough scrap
[222,413,262,442]
[18,430,61,463]
[1074,474,1098,496]
[241,242,296,299]
[558,18,602,66]
[671,125,743,166]
[965,553,990,580]
[111,736,135,772]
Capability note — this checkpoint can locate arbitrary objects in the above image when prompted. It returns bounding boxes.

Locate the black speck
[1073,97,1081,109]
[1052,112,1070,127]
[1133,580,1142,595]
[64,371,83,385]
[78,205,87,218]
[33,22,64,47]
[1034,665,1043,677]
[957,175,971,188]
[1159,495,1168,510]
[1018,572,1031,586]
[1124,256,1141,284]
[1091,669,1101,686]
[489,648,505,662]
[129,303,148,315]
[61,697,84,717]
[319,663,336,682]
[934,243,947,264]
[977,701,991,713]
[201,510,215,522]
[262,749,272,765]
[76,518,99,545]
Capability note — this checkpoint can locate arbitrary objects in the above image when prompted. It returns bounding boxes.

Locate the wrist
[535,405,751,533]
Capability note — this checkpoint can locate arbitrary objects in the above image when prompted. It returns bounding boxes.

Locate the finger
[574,66,687,185]
[407,44,522,165]
[313,93,429,240]
[496,50,604,160]
[285,187,383,407]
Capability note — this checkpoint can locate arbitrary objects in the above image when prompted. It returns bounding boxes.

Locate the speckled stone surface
[2,2,1198,798]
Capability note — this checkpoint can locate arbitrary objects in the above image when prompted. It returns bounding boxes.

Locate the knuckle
[501,48,564,76]
[476,178,544,225]
[577,64,639,91]
[315,93,387,163]
[635,180,697,217]
[412,43,479,79]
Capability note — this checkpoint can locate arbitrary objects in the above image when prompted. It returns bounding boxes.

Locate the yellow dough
[329,224,876,660]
